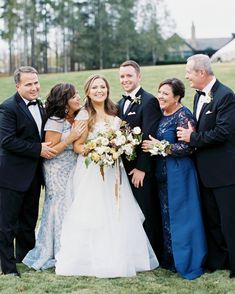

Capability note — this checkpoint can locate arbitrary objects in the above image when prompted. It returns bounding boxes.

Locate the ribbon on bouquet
[115,158,122,212]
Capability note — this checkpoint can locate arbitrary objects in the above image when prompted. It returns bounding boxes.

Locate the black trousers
[128,173,163,262]
[0,175,41,274]
[201,184,235,272]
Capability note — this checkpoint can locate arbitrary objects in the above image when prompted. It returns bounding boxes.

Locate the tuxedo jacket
[0,92,46,192]
[190,79,235,188]
[118,87,162,173]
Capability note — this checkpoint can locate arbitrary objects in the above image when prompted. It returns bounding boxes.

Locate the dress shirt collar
[126,86,141,99]
[201,76,216,95]
[21,96,36,106]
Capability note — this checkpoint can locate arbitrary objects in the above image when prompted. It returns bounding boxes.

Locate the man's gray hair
[14,66,38,84]
[187,54,214,75]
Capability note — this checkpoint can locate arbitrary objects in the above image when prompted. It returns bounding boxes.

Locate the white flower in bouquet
[115,130,122,137]
[101,137,109,146]
[122,143,134,156]
[127,133,133,141]
[113,135,126,146]
[133,126,141,135]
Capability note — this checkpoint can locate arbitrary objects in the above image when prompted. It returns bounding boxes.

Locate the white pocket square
[205,110,213,115]
[127,111,136,116]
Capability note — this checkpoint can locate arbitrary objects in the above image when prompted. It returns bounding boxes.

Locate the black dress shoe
[229,271,235,279]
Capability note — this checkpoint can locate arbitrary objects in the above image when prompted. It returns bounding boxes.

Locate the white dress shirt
[22,97,42,137]
[196,77,216,120]
[123,86,141,114]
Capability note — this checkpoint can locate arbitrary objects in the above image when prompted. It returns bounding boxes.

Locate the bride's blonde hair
[83,74,118,130]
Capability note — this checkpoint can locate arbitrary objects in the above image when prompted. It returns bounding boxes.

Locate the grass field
[0,63,235,293]
[0,63,234,109]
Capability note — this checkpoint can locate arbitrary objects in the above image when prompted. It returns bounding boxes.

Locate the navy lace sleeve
[171,108,196,157]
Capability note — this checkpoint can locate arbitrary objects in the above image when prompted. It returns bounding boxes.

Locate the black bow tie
[196,90,206,96]
[27,100,39,107]
[122,95,132,101]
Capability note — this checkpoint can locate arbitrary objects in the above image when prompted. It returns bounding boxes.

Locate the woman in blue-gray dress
[23,83,86,270]
[142,78,207,280]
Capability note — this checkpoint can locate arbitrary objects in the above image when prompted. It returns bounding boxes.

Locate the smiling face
[185,59,204,90]
[119,65,141,94]
[16,72,40,101]
[157,84,180,113]
[88,78,108,104]
[67,92,81,115]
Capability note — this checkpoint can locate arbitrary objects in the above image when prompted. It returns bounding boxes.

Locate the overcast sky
[165,0,235,39]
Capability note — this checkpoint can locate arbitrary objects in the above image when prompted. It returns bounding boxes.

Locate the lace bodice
[157,106,196,157]
[75,109,122,140]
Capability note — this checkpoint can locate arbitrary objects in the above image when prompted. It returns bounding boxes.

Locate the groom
[0,66,57,276]
[118,60,162,259]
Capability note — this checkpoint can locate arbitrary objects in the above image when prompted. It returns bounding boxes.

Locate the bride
[55,74,159,278]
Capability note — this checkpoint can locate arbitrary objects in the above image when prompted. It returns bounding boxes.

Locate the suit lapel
[198,103,208,121]
[38,102,46,138]
[123,87,143,119]
[197,80,219,122]
[119,97,126,120]
[193,92,200,117]
[15,93,42,138]
[123,101,135,119]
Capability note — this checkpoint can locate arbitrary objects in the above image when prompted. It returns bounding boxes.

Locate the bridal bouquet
[148,139,172,157]
[84,122,142,179]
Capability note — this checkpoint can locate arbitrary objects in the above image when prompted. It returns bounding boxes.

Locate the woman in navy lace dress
[142,78,207,280]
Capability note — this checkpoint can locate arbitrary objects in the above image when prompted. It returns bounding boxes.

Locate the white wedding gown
[55,113,159,278]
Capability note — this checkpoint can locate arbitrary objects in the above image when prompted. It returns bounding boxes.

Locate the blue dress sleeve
[171,109,196,157]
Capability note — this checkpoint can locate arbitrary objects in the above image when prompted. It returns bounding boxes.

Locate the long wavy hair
[45,83,77,120]
[83,74,118,130]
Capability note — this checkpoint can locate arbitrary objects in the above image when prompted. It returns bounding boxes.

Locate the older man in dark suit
[177,54,235,279]
[118,60,162,260]
[0,66,57,276]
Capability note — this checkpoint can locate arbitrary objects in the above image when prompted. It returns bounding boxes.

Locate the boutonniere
[37,97,45,107]
[202,91,213,104]
[131,95,141,105]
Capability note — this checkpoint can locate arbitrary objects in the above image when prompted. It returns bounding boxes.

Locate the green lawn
[0,63,234,111]
[0,263,235,294]
[0,64,235,293]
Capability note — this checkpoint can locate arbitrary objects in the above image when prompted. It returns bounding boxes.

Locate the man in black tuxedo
[177,54,235,279]
[118,60,162,259]
[0,66,57,276]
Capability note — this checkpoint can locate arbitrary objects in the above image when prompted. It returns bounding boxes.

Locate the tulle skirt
[55,157,158,278]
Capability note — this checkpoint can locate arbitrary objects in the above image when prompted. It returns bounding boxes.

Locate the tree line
[0,0,173,73]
